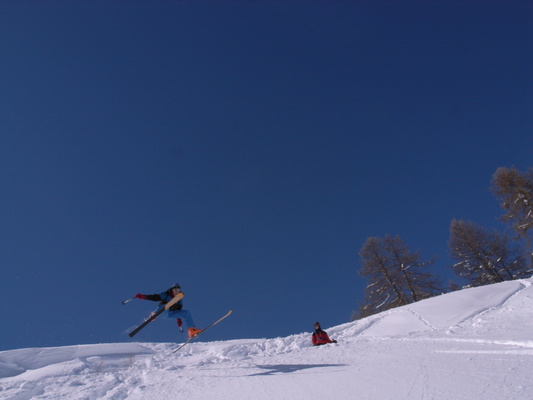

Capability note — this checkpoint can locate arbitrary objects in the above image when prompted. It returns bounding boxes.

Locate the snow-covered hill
[1,278,532,399]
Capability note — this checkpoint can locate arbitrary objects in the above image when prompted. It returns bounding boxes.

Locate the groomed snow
[1,278,532,399]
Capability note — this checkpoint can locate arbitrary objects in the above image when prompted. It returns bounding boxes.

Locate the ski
[128,293,184,338]
[171,309,232,354]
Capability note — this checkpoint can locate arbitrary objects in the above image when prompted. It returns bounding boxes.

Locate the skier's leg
[167,309,196,328]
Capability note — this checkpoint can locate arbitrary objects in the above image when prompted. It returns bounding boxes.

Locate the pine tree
[356,235,442,319]
[448,219,530,287]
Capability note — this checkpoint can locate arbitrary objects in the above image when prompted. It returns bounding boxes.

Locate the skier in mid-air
[311,322,337,346]
[134,283,201,338]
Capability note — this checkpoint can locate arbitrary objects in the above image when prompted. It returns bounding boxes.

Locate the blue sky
[1,1,532,350]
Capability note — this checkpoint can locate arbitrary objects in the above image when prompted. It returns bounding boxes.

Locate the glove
[177,318,183,327]
[134,293,146,300]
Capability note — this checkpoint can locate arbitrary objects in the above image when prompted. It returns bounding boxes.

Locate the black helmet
[171,283,181,289]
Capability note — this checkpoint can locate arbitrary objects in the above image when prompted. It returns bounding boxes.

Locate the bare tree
[448,219,530,287]
[491,167,533,265]
[355,235,442,319]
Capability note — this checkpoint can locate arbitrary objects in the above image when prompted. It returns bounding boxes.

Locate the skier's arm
[324,331,337,344]
[134,293,163,302]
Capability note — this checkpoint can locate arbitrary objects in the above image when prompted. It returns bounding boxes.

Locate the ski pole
[122,297,135,305]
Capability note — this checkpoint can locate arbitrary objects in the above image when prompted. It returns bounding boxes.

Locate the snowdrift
[1,278,532,399]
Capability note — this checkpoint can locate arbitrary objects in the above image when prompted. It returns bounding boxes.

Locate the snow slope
[1,278,532,400]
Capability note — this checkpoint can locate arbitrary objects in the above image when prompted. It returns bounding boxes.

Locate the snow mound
[0,343,154,379]
[1,277,532,400]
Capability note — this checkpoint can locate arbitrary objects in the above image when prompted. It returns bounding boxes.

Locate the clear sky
[1,1,532,351]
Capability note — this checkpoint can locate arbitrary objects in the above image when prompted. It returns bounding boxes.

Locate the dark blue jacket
[143,290,183,311]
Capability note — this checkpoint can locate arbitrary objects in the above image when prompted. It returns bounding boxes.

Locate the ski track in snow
[1,277,532,400]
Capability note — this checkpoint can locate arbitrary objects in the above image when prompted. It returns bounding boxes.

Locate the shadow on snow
[248,364,347,376]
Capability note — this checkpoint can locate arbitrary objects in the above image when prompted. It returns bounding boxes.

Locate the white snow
[1,278,532,399]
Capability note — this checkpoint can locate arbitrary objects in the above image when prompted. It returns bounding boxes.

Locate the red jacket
[312,330,334,346]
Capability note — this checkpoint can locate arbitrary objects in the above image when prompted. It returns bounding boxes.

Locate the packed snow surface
[1,278,532,399]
